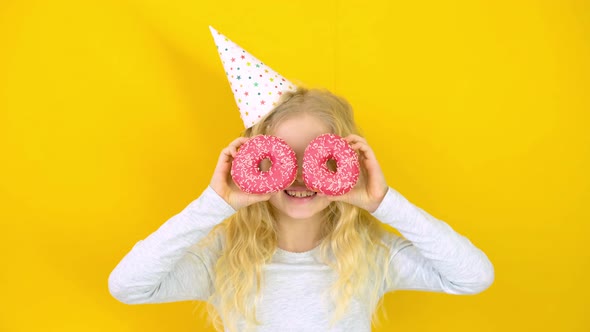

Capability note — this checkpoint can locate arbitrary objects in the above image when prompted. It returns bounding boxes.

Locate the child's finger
[227,137,249,157]
[344,135,368,147]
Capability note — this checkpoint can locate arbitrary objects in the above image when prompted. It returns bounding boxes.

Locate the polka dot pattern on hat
[209,26,296,128]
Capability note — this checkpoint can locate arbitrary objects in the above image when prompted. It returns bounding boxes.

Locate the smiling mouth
[284,190,317,198]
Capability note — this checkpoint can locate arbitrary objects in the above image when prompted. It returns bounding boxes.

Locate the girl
[108,87,494,332]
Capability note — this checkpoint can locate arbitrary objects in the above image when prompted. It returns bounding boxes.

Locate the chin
[284,209,322,221]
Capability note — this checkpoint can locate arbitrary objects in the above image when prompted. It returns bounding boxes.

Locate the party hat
[209,26,296,128]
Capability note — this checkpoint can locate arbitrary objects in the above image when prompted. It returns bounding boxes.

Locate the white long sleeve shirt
[108,186,494,331]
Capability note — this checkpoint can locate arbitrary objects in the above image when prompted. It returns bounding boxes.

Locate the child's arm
[371,187,495,295]
[323,134,493,295]
[108,185,235,304]
[108,136,268,304]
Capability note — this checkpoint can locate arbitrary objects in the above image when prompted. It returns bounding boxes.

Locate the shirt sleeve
[371,187,495,296]
[107,185,236,304]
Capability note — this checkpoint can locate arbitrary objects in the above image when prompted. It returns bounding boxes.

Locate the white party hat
[209,26,296,128]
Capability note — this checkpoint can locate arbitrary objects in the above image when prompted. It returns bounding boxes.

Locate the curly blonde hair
[199,87,392,331]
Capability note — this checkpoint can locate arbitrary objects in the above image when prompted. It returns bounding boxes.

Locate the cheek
[268,194,280,208]
[267,193,284,212]
[315,196,331,209]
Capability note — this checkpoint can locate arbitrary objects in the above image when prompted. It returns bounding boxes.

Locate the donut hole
[258,158,272,172]
[326,158,337,173]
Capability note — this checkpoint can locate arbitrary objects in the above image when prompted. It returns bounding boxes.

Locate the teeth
[285,190,316,198]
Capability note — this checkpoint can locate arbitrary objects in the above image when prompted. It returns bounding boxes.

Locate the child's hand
[210,137,272,210]
[323,134,388,213]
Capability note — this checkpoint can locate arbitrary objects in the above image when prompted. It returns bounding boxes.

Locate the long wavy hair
[199,87,392,331]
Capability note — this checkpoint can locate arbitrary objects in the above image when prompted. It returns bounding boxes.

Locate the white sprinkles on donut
[231,135,298,194]
[302,133,360,196]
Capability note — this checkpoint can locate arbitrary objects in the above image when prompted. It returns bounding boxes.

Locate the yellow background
[1,0,588,331]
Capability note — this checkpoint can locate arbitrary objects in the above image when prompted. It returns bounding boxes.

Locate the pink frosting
[302,133,360,196]
[231,135,297,194]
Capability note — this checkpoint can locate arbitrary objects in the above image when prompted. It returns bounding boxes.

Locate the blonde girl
[109,87,494,332]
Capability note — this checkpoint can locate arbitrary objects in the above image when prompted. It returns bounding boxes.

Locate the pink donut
[302,133,360,196]
[231,135,297,194]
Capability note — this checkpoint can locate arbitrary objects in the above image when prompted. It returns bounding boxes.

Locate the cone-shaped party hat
[209,26,296,128]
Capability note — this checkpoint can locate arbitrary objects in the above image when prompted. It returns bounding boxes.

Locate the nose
[295,167,304,183]
[293,153,305,184]
[295,158,304,182]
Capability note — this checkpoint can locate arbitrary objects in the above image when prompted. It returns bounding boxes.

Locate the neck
[275,213,323,253]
